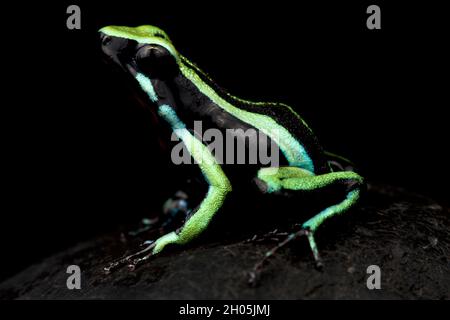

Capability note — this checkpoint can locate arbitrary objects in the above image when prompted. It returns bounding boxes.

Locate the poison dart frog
[99,25,364,271]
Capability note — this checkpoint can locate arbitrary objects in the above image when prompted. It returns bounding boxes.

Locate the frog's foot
[104,240,156,273]
[248,228,319,286]
[104,230,181,273]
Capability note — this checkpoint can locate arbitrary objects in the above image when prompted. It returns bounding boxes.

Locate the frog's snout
[100,32,111,48]
[99,32,130,68]
[100,32,114,54]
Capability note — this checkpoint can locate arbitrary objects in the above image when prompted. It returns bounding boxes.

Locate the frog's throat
[136,73,158,103]
[134,72,230,186]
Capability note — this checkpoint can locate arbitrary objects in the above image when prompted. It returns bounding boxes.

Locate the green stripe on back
[179,61,315,173]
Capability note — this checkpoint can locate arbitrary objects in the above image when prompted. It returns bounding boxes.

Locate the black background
[2,1,448,281]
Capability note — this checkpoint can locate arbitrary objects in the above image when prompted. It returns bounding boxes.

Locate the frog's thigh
[256,166,314,193]
[257,167,364,230]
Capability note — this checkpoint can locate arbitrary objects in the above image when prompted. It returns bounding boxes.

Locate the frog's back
[180,57,330,174]
[231,99,329,174]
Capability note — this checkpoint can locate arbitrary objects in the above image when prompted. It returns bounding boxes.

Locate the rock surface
[1,184,449,299]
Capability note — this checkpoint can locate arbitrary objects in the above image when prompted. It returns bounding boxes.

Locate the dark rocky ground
[0,184,449,300]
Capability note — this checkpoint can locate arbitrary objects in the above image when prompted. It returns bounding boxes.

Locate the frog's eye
[135,44,178,79]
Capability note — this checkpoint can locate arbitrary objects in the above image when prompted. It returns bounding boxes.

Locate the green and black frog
[99,25,364,273]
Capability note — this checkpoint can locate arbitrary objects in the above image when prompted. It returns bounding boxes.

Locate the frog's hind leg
[251,168,363,279]
[300,184,361,264]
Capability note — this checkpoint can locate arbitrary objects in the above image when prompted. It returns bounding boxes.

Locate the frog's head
[99,25,179,80]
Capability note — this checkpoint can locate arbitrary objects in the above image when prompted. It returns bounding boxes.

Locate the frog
[99,25,364,272]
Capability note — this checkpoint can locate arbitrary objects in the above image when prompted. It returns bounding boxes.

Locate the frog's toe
[152,231,180,254]
[104,240,157,274]
[248,227,325,285]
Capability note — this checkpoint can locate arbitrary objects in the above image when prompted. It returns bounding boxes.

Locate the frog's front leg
[122,175,230,270]
[150,105,232,256]
[252,167,363,273]
[105,106,231,272]
[124,183,229,269]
